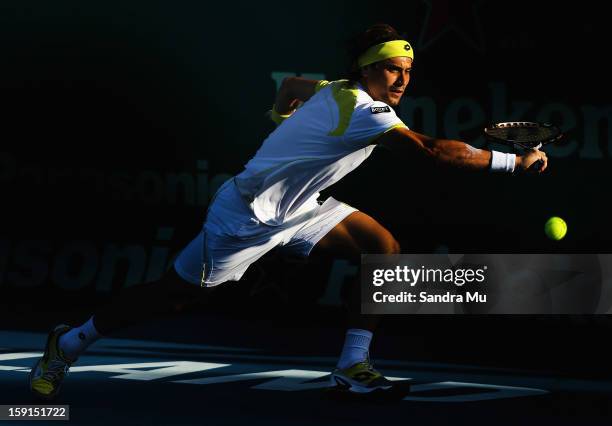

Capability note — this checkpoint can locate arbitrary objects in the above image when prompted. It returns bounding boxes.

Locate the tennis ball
[544,216,567,240]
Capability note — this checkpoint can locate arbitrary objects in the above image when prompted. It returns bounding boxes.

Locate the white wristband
[490,151,516,173]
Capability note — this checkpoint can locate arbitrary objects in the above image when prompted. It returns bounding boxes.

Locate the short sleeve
[314,80,331,93]
[344,101,408,147]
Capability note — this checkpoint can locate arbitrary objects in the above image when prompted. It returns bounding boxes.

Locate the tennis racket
[484,121,563,171]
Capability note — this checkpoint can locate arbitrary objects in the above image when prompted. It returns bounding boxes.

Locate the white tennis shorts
[173,178,357,286]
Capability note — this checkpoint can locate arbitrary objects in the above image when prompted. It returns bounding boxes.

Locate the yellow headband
[357,40,414,68]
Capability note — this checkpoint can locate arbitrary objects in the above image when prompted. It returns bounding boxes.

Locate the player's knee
[373,236,400,255]
[386,238,401,254]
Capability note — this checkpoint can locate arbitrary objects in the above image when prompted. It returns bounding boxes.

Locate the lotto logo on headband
[404,44,411,51]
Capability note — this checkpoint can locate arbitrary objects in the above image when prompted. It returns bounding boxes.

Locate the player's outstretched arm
[274,77,320,115]
[376,127,491,171]
[376,127,548,173]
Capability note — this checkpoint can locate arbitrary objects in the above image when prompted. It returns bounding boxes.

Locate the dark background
[1,1,611,378]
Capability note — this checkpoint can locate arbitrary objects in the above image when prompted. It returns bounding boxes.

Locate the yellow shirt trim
[314,80,330,93]
[327,80,359,137]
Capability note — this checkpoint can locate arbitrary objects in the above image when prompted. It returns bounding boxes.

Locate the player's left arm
[376,127,547,173]
[274,77,321,115]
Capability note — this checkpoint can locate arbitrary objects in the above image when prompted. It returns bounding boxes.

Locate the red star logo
[418,0,486,53]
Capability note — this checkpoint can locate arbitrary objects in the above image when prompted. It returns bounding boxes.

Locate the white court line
[0,352,42,361]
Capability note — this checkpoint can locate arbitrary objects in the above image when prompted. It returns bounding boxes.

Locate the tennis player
[29,23,548,399]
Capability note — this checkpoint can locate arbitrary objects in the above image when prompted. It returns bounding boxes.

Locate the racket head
[484,121,563,150]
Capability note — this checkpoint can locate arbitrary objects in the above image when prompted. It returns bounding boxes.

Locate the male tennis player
[29,23,548,399]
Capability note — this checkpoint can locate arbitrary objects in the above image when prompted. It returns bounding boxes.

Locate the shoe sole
[329,374,393,394]
[29,361,58,401]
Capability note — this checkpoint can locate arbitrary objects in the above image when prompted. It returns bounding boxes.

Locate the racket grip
[529,159,544,172]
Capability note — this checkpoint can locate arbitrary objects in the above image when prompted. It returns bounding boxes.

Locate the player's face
[362,57,412,107]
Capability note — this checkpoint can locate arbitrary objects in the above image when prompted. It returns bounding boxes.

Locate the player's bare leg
[29,266,215,399]
[310,211,400,392]
[312,211,400,328]
[92,267,215,336]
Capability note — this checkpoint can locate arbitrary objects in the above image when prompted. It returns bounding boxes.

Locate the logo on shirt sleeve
[370,105,391,114]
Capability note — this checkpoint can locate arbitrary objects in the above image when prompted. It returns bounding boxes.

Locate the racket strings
[486,123,560,147]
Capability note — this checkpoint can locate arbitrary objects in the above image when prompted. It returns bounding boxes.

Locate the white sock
[58,316,102,361]
[336,328,373,369]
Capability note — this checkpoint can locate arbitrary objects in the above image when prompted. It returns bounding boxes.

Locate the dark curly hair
[346,23,406,83]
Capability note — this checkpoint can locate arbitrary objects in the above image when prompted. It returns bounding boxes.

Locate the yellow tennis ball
[544,217,567,240]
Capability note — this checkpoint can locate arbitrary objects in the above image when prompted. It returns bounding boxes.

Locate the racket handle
[529,159,544,172]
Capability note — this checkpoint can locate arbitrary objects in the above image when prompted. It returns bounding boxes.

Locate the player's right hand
[517,149,548,173]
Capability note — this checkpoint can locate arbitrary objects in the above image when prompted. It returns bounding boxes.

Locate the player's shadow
[323,380,412,405]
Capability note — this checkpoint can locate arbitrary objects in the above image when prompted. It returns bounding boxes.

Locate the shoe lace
[364,354,376,372]
[43,358,71,382]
